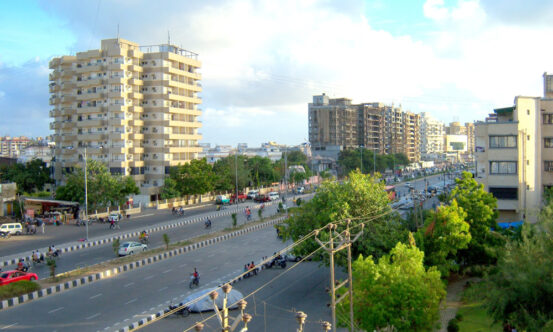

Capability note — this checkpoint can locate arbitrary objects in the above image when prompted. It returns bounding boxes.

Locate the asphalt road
[6,200,286,279]
[0,224,315,332]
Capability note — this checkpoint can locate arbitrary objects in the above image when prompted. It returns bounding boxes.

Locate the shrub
[163,233,170,250]
[112,238,120,256]
[447,318,459,332]
[46,258,57,278]
[455,313,463,321]
[0,280,41,300]
[231,213,237,227]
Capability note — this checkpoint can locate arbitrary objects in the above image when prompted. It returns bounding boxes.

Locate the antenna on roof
[117,23,120,40]
[168,30,171,45]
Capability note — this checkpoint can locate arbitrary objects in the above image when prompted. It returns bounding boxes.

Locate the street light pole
[360,145,363,174]
[84,146,89,242]
[373,147,376,174]
[235,148,239,205]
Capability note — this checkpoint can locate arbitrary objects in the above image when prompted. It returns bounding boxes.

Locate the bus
[384,185,396,201]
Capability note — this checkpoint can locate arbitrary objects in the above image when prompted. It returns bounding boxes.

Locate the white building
[419,112,445,161]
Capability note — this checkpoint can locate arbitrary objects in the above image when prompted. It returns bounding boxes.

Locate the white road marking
[144,275,154,280]
[90,293,102,299]
[133,213,154,219]
[124,282,135,287]
[162,269,172,274]
[125,298,137,305]
[210,266,218,271]
[1,323,18,330]
[86,313,101,320]
[179,263,187,267]
[159,286,168,291]
[207,253,216,258]
[48,307,64,314]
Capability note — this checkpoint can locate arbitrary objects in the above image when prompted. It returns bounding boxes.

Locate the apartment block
[49,38,202,202]
[0,136,31,158]
[419,112,445,160]
[308,94,420,163]
[475,73,553,223]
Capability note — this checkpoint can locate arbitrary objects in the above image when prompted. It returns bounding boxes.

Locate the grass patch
[0,281,41,301]
[457,281,501,332]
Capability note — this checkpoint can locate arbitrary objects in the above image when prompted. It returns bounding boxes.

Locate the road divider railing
[0,196,300,268]
[0,215,287,311]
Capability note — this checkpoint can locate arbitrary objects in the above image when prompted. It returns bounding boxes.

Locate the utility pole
[359,145,363,174]
[284,146,288,195]
[314,220,364,332]
[210,284,251,332]
[84,146,89,241]
[235,148,239,205]
[373,148,376,175]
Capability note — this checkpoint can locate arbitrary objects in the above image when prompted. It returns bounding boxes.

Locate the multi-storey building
[309,94,420,163]
[0,136,31,158]
[49,38,202,202]
[445,121,475,163]
[475,73,553,223]
[419,112,445,160]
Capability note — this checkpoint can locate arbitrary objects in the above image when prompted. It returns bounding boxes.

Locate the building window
[545,161,553,172]
[489,187,518,200]
[543,114,553,124]
[545,138,553,148]
[490,161,517,175]
[489,135,517,148]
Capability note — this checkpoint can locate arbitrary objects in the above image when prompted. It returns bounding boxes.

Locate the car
[0,223,23,235]
[254,194,270,203]
[230,193,247,204]
[405,182,412,188]
[295,187,304,194]
[268,192,279,201]
[118,241,147,256]
[0,270,39,286]
[108,213,122,223]
[215,195,230,205]
[246,190,259,200]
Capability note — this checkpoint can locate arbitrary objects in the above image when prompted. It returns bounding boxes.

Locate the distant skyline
[1,0,553,146]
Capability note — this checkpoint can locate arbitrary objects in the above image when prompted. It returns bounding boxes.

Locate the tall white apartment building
[475,73,553,223]
[419,112,444,160]
[49,38,202,202]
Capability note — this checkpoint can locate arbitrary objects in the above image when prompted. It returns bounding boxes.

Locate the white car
[108,213,122,222]
[247,190,259,199]
[118,241,147,256]
[268,192,279,201]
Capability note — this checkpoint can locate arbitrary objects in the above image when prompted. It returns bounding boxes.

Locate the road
[0,224,321,332]
[6,200,286,279]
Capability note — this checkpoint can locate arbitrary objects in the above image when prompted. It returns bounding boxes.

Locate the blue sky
[1,0,553,146]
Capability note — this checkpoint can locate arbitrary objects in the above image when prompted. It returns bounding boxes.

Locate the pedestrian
[41,221,45,234]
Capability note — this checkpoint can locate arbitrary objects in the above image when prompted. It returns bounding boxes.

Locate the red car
[254,194,270,203]
[0,270,39,286]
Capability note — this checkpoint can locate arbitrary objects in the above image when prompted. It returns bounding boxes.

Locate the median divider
[0,215,287,311]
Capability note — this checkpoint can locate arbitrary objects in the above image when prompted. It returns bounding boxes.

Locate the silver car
[118,241,147,256]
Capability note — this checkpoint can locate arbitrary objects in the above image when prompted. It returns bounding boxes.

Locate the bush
[447,318,459,332]
[231,213,237,227]
[455,313,463,321]
[163,233,170,250]
[0,280,41,300]
[112,238,120,256]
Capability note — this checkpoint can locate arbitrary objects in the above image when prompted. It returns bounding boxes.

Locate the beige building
[475,73,553,223]
[445,121,475,163]
[420,112,445,160]
[0,136,31,158]
[309,94,420,162]
[49,38,202,202]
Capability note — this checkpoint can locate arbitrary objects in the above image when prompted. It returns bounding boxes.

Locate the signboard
[26,209,35,218]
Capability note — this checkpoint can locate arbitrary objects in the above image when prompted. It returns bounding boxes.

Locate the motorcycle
[264,257,287,269]
[0,231,10,239]
[204,220,212,229]
[139,236,149,244]
[189,274,200,289]
[16,261,30,272]
[168,304,190,317]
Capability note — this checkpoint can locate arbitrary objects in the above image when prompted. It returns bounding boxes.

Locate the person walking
[41,221,45,234]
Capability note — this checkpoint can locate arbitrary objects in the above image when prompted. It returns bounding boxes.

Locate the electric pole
[314,220,364,332]
[210,284,251,332]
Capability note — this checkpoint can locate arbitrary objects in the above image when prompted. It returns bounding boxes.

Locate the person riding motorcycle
[139,230,149,243]
[204,218,212,228]
[191,268,200,284]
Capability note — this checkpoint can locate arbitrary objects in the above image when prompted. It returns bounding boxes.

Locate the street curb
[0,216,286,311]
[0,198,290,267]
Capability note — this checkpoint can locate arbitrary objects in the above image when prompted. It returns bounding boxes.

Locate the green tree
[415,200,471,277]
[285,150,308,166]
[448,172,501,267]
[163,233,170,250]
[213,155,251,191]
[484,220,553,330]
[55,160,139,212]
[0,159,53,194]
[170,158,216,196]
[282,171,405,265]
[160,177,180,199]
[247,156,278,187]
[338,242,445,331]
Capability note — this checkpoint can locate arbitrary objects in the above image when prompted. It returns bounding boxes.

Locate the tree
[170,158,216,196]
[247,156,278,187]
[0,159,53,194]
[282,170,406,266]
[55,160,139,212]
[213,155,251,192]
[338,242,445,331]
[163,233,170,250]
[415,200,471,277]
[160,177,180,199]
[484,220,553,330]
[337,149,410,176]
[448,172,501,267]
[285,150,308,166]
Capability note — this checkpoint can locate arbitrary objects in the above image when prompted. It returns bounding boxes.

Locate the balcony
[108,77,125,84]
[129,92,143,99]
[61,95,75,103]
[108,63,126,71]
[49,97,60,105]
[49,84,60,93]
[61,121,74,129]
[50,122,62,130]
[109,118,127,126]
[129,78,143,86]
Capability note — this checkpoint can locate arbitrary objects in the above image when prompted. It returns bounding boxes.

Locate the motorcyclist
[191,268,200,284]
[16,259,27,272]
[204,218,212,228]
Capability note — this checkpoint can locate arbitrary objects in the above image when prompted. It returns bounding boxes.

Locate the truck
[230,193,248,204]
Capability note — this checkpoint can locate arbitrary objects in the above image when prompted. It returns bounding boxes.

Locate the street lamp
[83,146,89,242]
[359,145,364,174]
[234,147,239,205]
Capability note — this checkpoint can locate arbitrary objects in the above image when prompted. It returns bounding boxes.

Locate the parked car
[108,213,122,223]
[0,223,23,235]
[268,192,279,201]
[230,193,247,204]
[118,241,147,256]
[295,187,304,194]
[254,194,270,203]
[215,195,230,205]
[246,190,259,199]
[0,270,38,286]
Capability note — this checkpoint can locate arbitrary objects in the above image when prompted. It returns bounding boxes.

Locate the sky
[1,0,553,146]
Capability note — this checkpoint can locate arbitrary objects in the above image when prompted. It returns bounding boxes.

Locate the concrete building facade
[475,73,553,222]
[308,94,420,163]
[419,112,445,160]
[49,38,202,202]
[0,136,31,158]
